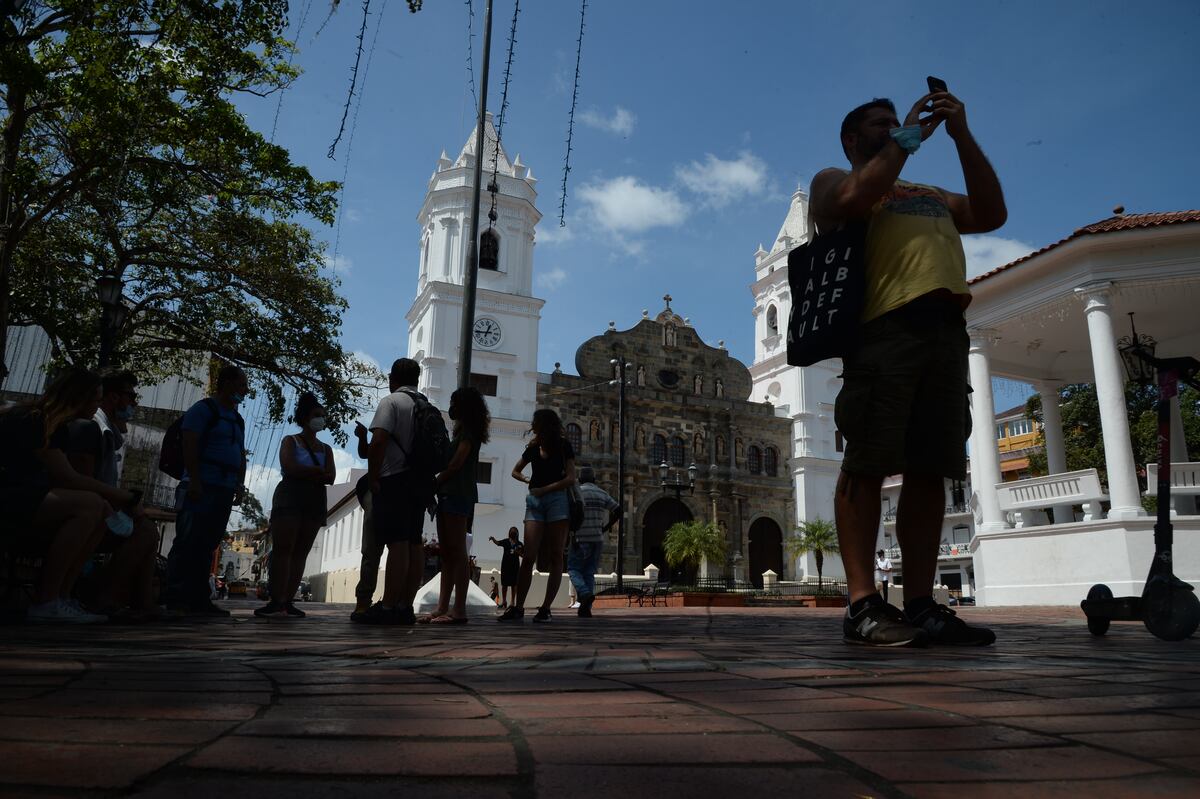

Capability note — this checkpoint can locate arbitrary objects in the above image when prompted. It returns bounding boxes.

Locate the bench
[627,581,668,607]
[995,468,1108,527]
[1145,462,1200,516]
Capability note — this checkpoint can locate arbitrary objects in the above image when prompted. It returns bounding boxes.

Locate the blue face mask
[116,406,135,421]
[106,510,134,538]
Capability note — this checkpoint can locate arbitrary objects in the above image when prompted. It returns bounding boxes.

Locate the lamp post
[660,461,697,500]
[96,271,127,367]
[609,357,629,590]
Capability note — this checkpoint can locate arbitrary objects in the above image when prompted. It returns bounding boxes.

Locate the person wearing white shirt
[874,549,893,604]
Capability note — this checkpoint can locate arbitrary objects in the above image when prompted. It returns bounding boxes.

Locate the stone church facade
[538,298,794,584]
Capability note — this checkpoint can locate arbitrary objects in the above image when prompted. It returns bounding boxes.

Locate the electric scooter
[1080,353,1200,641]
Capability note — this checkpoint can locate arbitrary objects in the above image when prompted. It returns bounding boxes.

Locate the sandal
[430,615,468,625]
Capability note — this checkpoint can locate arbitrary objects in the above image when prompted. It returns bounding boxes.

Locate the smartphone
[927,75,948,94]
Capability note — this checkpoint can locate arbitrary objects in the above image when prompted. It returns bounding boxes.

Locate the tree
[662,521,726,581]
[2,1,381,433]
[786,517,841,589]
[0,1,298,381]
[1025,383,1200,488]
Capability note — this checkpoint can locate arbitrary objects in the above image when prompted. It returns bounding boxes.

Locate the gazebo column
[1076,284,1147,520]
[1170,396,1196,515]
[1035,380,1076,524]
[967,330,1010,532]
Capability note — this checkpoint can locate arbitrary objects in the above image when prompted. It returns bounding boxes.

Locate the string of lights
[464,0,478,110]
[558,0,587,227]
[487,0,520,231]
[327,0,372,160]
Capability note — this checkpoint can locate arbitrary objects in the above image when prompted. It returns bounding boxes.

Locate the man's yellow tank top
[861,180,969,322]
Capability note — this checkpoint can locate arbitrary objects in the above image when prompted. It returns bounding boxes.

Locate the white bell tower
[749,186,847,582]
[405,113,545,528]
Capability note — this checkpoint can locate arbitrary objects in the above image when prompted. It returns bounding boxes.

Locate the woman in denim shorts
[501,409,576,623]
[426,387,490,624]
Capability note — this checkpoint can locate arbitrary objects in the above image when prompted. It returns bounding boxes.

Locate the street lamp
[660,461,697,499]
[96,271,127,367]
[609,357,630,590]
[1117,313,1157,385]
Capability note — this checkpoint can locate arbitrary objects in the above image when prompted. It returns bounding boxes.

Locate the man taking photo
[810,84,1006,647]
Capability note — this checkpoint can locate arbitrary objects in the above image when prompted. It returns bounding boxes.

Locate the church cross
[663,293,673,310]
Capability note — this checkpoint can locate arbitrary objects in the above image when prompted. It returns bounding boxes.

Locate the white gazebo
[965,210,1200,605]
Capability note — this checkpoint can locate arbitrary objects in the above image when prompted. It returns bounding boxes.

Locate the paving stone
[134,775,516,799]
[525,733,822,765]
[188,737,518,776]
[844,745,1163,782]
[235,717,508,738]
[0,741,189,788]
[749,708,975,731]
[1002,712,1200,733]
[904,774,1200,799]
[1066,729,1200,758]
[790,724,1062,751]
[536,765,878,798]
[0,717,235,745]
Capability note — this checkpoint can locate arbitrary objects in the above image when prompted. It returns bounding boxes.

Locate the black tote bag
[785,219,868,366]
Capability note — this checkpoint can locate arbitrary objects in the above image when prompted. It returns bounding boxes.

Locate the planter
[680,592,747,607]
[797,595,848,608]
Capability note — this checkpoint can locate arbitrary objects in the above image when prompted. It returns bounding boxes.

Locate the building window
[470,372,498,396]
[566,423,583,453]
[766,305,778,336]
[995,423,1006,440]
[650,434,667,465]
[764,447,778,477]
[747,445,762,474]
[669,436,686,467]
[480,229,499,271]
[476,462,493,484]
[952,525,971,545]
[835,430,844,453]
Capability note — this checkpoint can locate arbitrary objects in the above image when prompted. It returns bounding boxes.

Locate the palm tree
[662,521,726,583]
[785,517,841,589]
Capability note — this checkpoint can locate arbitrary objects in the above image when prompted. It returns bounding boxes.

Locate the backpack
[394,389,452,483]
[158,398,245,481]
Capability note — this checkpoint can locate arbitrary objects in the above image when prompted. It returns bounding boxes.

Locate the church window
[748,445,763,474]
[480,229,500,271]
[566,423,583,453]
[651,434,667,465]
[767,305,779,335]
[669,436,686,467]
[470,372,498,397]
[764,447,778,477]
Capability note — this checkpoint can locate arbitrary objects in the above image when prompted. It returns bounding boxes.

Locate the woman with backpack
[502,409,576,623]
[422,386,490,624]
[255,392,334,618]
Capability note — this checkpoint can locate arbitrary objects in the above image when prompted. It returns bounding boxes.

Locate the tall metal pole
[456,0,495,389]
[616,357,627,590]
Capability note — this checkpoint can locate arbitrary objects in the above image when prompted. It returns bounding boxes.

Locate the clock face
[473,317,502,348]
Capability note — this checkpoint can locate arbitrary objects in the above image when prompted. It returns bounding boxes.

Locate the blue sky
[236,0,1200,504]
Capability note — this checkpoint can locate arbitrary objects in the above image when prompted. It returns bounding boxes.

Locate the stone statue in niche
[735,437,744,462]
[694,374,703,395]
[716,435,727,461]
[612,360,620,379]
[715,378,725,398]
[589,419,601,442]
[636,426,646,450]
[693,430,705,459]
[636,364,646,387]
[610,420,620,448]
[664,323,677,348]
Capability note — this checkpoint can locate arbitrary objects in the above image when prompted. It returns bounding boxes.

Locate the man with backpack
[164,365,248,617]
[358,358,449,625]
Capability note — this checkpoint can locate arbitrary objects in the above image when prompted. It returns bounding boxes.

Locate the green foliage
[786,517,840,588]
[662,521,726,571]
[1025,384,1200,488]
[2,1,382,436]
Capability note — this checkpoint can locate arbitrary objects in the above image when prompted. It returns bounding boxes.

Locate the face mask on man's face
[309,416,327,432]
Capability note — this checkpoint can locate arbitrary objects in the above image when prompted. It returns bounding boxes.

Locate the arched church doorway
[641,498,694,584]
[747,517,783,588]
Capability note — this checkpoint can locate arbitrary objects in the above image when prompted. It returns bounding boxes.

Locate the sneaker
[254,600,288,618]
[283,602,306,618]
[358,602,400,625]
[569,601,581,609]
[27,599,107,625]
[350,605,371,623]
[908,604,996,646]
[533,607,552,623]
[578,594,594,618]
[843,602,928,648]
[498,606,524,622]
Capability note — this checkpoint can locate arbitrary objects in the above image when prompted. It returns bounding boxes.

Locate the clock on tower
[473,317,502,349]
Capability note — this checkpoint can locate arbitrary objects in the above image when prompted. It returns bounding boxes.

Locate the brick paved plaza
[2,602,1198,798]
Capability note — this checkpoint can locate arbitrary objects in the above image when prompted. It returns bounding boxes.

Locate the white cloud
[962,234,1036,280]
[331,445,365,483]
[345,208,363,223]
[536,267,568,291]
[322,253,353,275]
[536,222,574,246]
[580,106,637,137]
[577,176,688,234]
[675,151,770,208]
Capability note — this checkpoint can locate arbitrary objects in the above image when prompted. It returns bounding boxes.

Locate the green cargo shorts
[835,296,972,480]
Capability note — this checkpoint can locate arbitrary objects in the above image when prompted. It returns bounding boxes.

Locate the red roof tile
[969,210,1200,285]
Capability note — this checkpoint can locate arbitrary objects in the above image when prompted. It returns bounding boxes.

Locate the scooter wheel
[1085,584,1112,637]
[1143,587,1200,642]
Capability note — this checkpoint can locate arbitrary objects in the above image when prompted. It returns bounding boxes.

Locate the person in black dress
[489,526,523,609]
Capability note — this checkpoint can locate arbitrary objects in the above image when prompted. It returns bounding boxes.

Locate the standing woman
[488,526,523,609]
[427,386,490,624]
[502,409,575,623]
[256,392,334,618]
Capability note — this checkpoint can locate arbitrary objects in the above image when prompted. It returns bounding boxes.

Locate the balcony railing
[883,503,969,524]
[884,542,972,562]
